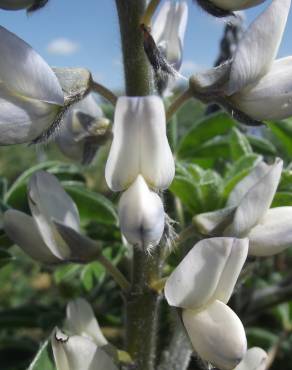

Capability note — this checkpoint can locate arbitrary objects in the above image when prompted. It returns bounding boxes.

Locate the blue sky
[0,0,291,91]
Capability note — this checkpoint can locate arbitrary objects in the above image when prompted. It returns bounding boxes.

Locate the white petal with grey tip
[3,209,59,263]
[118,175,165,249]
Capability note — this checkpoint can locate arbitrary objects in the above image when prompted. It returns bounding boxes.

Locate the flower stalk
[115,1,163,369]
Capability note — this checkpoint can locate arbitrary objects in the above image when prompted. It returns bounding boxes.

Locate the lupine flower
[118,175,165,249]
[191,0,292,123]
[0,26,64,144]
[64,298,108,346]
[152,1,188,72]
[55,93,110,164]
[194,159,292,256]
[105,96,175,191]
[0,0,48,11]
[165,237,249,370]
[4,171,99,263]
[52,330,118,370]
[52,298,118,370]
[234,347,268,370]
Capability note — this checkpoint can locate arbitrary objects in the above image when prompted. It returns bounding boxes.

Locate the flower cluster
[105,96,175,250]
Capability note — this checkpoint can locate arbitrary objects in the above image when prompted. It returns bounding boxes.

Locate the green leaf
[199,170,223,211]
[27,340,55,370]
[279,170,292,192]
[229,128,253,161]
[0,248,14,268]
[177,112,235,158]
[272,192,292,207]
[267,121,292,157]
[64,185,118,226]
[53,264,81,284]
[4,161,65,209]
[190,136,230,159]
[170,176,202,214]
[247,327,278,348]
[247,134,277,156]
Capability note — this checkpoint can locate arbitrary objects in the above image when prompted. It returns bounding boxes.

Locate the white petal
[165,237,243,309]
[152,1,188,70]
[248,207,292,256]
[3,210,59,263]
[232,57,292,120]
[0,83,60,144]
[210,0,265,11]
[105,96,175,191]
[0,26,63,105]
[227,0,291,95]
[118,175,165,249]
[72,93,102,118]
[227,161,270,207]
[53,221,101,263]
[225,159,283,237]
[65,298,108,347]
[213,238,248,303]
[0,0,34,10]
[55,94,103,161]
[234,347,268,370]
[193,206,236,235]
[183,301,247,370]
[28,171,80,259]
[52,329,117,370]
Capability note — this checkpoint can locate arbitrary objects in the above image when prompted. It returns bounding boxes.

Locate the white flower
[64,298,108,347]
[152,1,188,71]
[226,0,292,120]
[194,159,292,256]
[118,175,165,249]
[203,0,266,11]
[52,299,118,370]
[3,171,98,263]
[51,329,117,370]
[105,96,175,191]
[55,94,109,164]
[192,0,292,121]
[165,237,249,370]
[234,347,268,370]
[0,26,64,144]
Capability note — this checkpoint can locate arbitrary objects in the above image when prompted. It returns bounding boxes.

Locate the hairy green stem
[115,0,152,96]
[115,1,162,369]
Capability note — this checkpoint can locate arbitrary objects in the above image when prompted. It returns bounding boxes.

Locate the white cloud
[181,60,205,76]
[47,38,79,56]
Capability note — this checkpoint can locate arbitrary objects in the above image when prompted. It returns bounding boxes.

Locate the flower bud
[118,175,165,249]
[0,0,47,11]
[152,1,188,71]
[234,347,268,370]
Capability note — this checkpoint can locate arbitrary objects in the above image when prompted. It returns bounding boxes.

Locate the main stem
[115,1,161,369]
